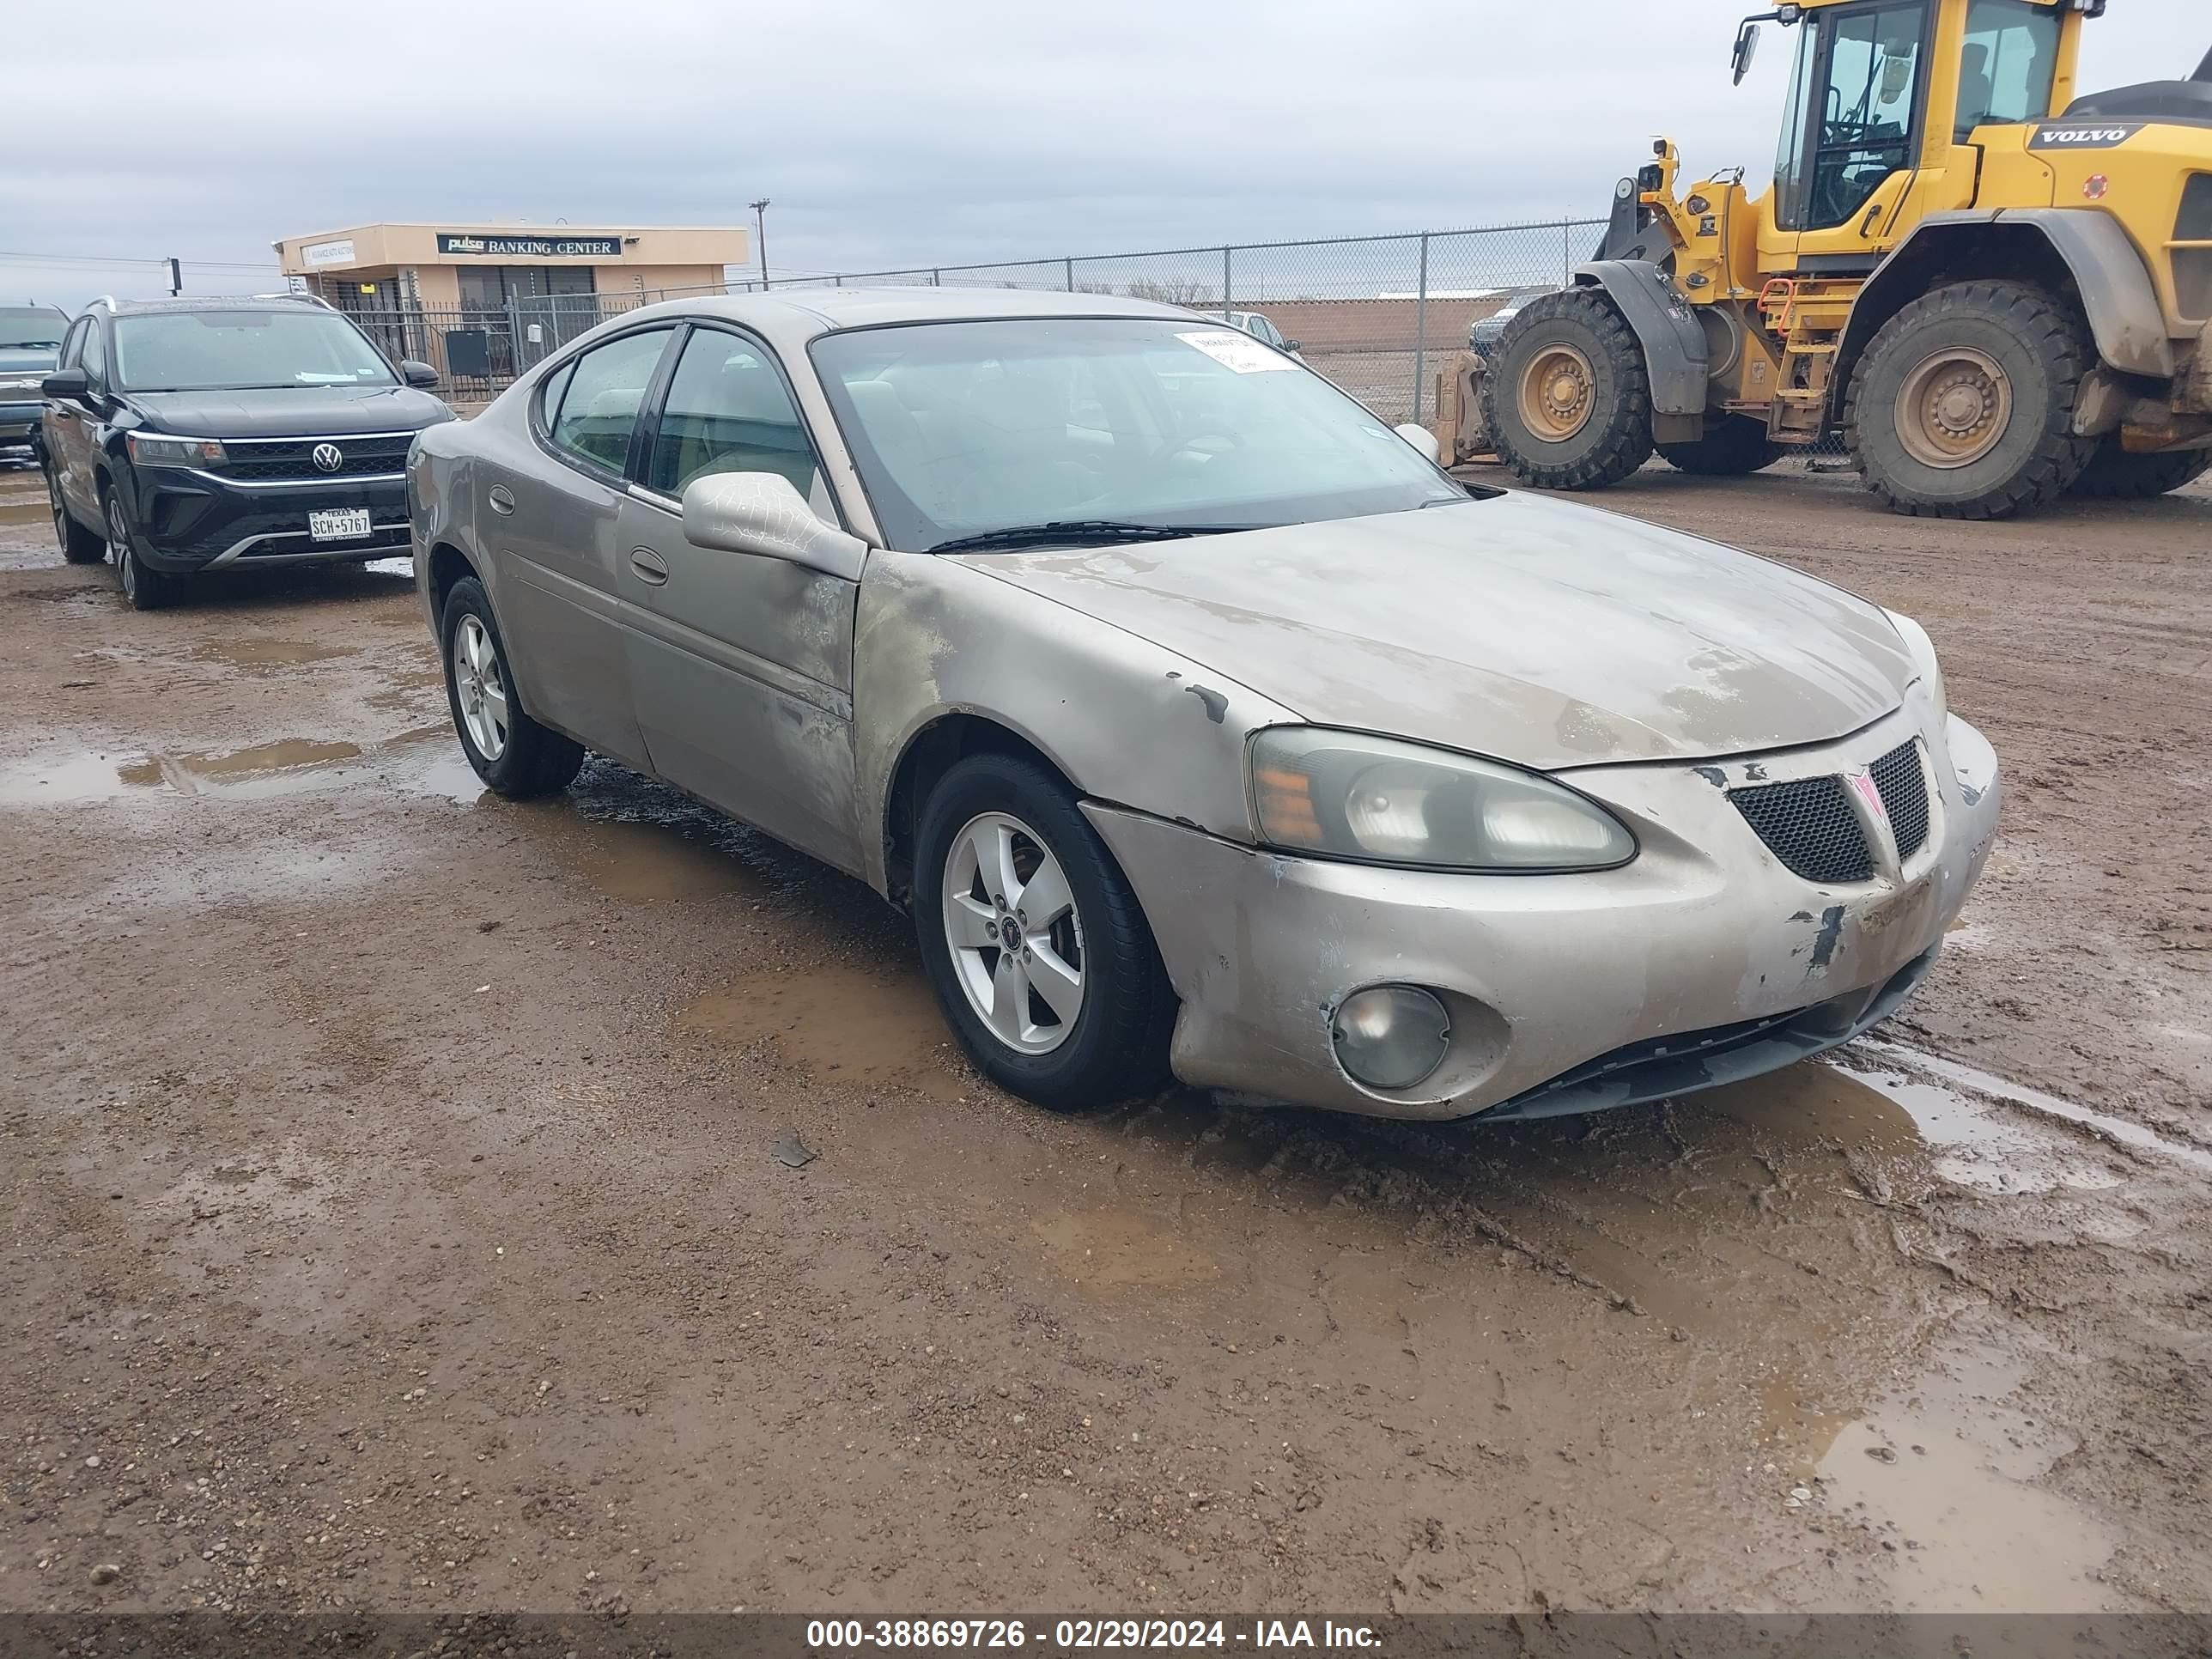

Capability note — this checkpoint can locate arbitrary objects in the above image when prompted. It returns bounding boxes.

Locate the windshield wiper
[927,520,1257,554]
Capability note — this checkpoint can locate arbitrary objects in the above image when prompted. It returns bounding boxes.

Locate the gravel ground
[2,453,2208,1621]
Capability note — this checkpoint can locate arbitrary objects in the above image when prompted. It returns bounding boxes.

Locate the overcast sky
[6,0,2203,309]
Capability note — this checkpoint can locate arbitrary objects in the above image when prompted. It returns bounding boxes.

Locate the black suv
[40,295,453,609]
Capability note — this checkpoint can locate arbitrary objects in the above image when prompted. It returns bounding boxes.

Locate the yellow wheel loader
[1435,0,2212,517]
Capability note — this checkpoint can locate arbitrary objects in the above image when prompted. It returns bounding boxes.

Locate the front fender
[851,551,1299,896]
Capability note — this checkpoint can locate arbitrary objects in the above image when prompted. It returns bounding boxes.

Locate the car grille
[1869,740,1929,859]
[218,434,415,483]
[1729,775,1874,884]
[1728,739,1929,884]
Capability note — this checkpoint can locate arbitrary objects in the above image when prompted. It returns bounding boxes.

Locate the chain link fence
[329,220,1848,467]
[750,221,1606,428]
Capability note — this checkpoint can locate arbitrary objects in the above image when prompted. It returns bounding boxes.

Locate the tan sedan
[409,288,1998,1120]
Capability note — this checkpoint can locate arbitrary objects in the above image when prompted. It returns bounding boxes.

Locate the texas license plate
[307,507,372,543]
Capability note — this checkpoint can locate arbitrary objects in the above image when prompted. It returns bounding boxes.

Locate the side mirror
[681,471,868,580]
[1731,19,1760,84]
[399,360,441,389]
[1281,338,1303,353]
[41,367,90,402]
[1393,422,1443,465]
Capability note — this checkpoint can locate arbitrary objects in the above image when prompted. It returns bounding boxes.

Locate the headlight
[1883,609,1947,723]
[1250,727,1636,872]
[125,432,226,467]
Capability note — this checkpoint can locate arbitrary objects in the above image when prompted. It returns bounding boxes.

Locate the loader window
[1955,0,2061,137]
[1788,0,1929,232]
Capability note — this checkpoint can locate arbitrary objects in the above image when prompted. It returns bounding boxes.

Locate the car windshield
[0,308,66,351]
[810,317,1468,551]
[112,309,397,392]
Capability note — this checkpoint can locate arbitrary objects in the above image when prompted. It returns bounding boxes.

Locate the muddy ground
[2,453,2209,1620]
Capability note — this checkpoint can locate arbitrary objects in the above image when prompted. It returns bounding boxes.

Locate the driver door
[1765,0,1931,271]
[615,323,865,875]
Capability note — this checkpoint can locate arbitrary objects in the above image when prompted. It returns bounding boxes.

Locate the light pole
[749,198,771,290]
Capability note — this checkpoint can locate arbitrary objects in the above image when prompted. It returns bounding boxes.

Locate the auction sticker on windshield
[1176,330,1298,373]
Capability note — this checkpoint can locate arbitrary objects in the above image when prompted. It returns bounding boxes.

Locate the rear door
[483,324,678,771]
[613,322,864,873]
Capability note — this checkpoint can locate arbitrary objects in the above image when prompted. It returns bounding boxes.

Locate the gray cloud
[6,0,2203,308]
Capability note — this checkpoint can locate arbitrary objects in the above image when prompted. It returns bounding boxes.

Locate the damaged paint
[1808,906,1847,974]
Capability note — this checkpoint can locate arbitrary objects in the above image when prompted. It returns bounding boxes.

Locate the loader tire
[2065,439,2212,500]
[1656,416,1784,477]
[1844,280,2095,520]
[1483,289,1654,489]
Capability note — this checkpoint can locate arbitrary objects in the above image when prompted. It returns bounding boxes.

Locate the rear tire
[913,751,1175,1111]
[2065,439,2212,499]
[104,488,184,610]
[1656,415,1784,477]
[49,464,105,562]
[439,575,585,799]
[1482,289,1654,489]
[1844,280,2095,520]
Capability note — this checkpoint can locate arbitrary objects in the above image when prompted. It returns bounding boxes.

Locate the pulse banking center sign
[434,234,624,258]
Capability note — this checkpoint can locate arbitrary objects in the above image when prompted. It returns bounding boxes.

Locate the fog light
[1331,986,1451,1091]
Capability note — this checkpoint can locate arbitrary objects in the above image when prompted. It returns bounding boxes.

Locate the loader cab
[1759,0,2077,270]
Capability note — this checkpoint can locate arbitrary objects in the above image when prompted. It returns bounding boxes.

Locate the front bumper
[121,469,411,574]
[1085,701,1999,1121]
[0,402,40,441]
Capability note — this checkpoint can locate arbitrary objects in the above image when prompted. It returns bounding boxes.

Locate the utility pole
[748,199,771,290]
[168,257,182,296]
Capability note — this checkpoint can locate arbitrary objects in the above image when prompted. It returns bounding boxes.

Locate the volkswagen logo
[311,443,344,473]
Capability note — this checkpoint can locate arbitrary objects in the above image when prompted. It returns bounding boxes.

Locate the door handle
[1858,201,1887,238]
[488,484,515,516]
[629,546,670,585]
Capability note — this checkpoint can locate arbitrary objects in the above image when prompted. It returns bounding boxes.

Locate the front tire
[913,752,1173,1111]
[1844,280,2095,520]
[1656,415,1784,477]
[105,488,183,610]
[1482,288,1655,490]
[50,465,105,562]
[2066,439,2212,500]
[439,575,585,799]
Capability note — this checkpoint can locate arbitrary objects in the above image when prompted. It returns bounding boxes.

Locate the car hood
[0,347,59,374]
[123,384,449,439]
[957,492,1914,770]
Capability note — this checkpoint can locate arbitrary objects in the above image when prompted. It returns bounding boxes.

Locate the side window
[548,328,672,475]
[80,321,109,388]
[646,329,822,501]
[1956,0,2060,137]
[538,359,576,433]
[58,318,87,370]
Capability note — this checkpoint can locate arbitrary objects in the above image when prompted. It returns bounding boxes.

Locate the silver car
[410,289,1998,1121]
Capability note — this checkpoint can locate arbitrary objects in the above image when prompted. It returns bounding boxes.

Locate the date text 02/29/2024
[804,1620,1382,1650]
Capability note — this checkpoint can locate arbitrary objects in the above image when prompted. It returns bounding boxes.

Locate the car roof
[593,284,1207,356]
[100,296,327,318]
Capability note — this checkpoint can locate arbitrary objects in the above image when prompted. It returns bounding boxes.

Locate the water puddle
[677,961,969,1101]
[0,728,481,808]
[1858,1037,2212,1176]
[131,737,364,794]
[1811,1328,2119,1612]
[557,816,774,903]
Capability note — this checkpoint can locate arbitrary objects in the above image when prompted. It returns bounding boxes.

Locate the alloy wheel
[939,811,1085,1055]
[453,613,511,763]
[105,495,136,601]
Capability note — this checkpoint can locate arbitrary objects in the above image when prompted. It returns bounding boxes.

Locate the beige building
[272,222,750,313]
